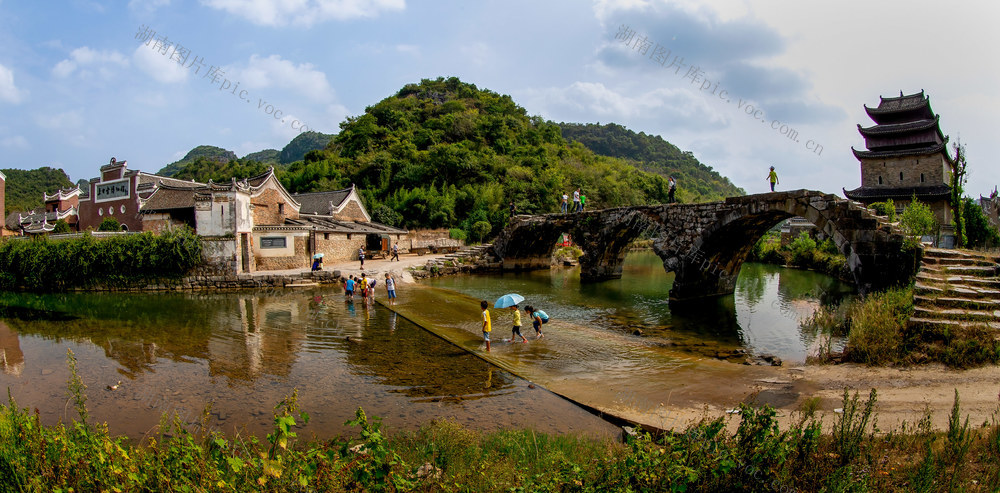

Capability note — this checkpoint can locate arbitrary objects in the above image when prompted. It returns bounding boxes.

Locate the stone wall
[406,228,463,250]
[334,199,369,222]
[315,232,367,262]
[859,155,950,189]
[252,188,296,225]
[255,235,309,270]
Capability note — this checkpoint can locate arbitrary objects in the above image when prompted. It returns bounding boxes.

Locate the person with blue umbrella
[495,293,528,343]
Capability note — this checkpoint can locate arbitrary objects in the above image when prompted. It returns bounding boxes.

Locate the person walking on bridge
[668,176,676,203]
[767,166,779,192]
[560,192,569,213]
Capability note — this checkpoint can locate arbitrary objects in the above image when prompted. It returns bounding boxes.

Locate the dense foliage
[172,157,271,183]
[157,145,239,177]
[749,231,848,280]
[0,167,74,217]
[2,364,998,492]
[0,228,202,291]
[963,197,1000,248]
[274,77,729,237]
[243,149,280,165]
[278,131,335,164]
[559,122,745,202]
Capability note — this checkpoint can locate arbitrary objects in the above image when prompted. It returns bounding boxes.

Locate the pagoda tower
[844,90,955,245]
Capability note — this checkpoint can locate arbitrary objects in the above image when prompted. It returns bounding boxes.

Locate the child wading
[384,273,396,306]
[525,305,546,339]
[344,275,355,301]
[481,300,492,352]
[510,304,527,343]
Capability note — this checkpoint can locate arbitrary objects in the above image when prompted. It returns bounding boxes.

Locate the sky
[0,0,998,197]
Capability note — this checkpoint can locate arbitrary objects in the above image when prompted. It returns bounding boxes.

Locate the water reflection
[425,251,855,363]
[0,288,615,438]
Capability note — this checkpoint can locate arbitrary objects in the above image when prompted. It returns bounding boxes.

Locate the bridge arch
[491,190,917,301]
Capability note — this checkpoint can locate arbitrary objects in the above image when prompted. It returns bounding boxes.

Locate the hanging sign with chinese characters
[94,179,130,203]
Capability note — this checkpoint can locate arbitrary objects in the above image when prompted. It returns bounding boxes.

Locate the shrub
[52,219,71,234]
[448,228,467,241]
[869,199,896,221]
[0,228,202,291]
[470,220,491,243]
[97,217,122,232]
[900,195,937,247]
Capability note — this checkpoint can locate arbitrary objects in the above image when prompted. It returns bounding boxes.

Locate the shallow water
[0,288,619,440]
[424,252,854,363]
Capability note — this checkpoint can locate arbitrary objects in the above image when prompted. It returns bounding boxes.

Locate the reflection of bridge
[492,190,918,301]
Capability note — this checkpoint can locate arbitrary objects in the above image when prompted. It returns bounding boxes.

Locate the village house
[6,157,407,274]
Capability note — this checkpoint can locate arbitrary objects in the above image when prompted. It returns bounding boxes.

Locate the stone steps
[909,248,1000,332]
[914,295,1000,310]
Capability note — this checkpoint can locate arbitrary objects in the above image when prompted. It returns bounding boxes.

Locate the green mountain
[278,131,334,164]
[559,122,745,200]
[2,167,74,216]
[168,77,746,238]
[158,145,238,177]
[276,77,716,235]
[243,149,280,164]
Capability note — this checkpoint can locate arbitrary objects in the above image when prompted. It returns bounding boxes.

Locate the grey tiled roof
[291,188,353,215]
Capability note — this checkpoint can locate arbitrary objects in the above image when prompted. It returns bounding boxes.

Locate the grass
[4,351,1000,491]
[804,284,1000,368]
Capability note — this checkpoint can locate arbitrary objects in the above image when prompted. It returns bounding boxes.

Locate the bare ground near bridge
[619,362,1000,434]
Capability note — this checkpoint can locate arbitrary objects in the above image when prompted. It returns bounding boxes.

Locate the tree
[97,217,121,232]
[901,195,938,247]
[963,197,1000,248]
[51,219,71,234]
[949,140,968,247]
[471,220,492,243]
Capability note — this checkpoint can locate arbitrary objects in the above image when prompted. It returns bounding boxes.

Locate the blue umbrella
[494,293,525,308]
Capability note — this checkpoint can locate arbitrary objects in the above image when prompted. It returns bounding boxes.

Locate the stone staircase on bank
[910,247,1000,331]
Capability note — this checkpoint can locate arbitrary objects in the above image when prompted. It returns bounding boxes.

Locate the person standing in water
[481,300,492,352]
[384,273,397,306]
[510,304,528,343]
[525,305,544,339]
[767,166,779,192]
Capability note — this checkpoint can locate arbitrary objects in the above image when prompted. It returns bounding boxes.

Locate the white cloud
[129,0,170,12]
[395,44,419,56]
[35,110,84,130]
[133,44,188,84]
[0,135,29,150]
[52,47,129,79]
[518,81,726,131]
[0,63,25,103]
[227,54,335,102]
[200,0,405,27]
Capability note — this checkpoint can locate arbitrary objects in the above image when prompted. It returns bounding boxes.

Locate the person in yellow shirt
[480,300,492,352]
[510,304,527,343]
[767,166,779,192]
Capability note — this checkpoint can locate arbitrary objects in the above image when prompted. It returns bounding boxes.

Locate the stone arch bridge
[491,190,917,301]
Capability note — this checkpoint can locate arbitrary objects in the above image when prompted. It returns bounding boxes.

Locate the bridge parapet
[491,190,916,300]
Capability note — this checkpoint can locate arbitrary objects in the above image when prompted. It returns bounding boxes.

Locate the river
[0,251,852,438]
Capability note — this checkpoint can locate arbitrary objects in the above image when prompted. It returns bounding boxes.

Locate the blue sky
[0,0,997,197]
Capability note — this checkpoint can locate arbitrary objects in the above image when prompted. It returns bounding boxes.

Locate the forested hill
[560,122,744,199]
[2,167,74,216]
[169,77,745,239]
[158,145,238,177]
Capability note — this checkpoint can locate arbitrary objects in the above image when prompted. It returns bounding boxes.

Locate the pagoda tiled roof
[864,90,928,114]
[843,184,951,201]
[851,139,953,162]
[857,115,942,137]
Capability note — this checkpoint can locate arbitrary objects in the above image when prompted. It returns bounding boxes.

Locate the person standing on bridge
[767,166,779,192]
[572,188,581,212]
[560,192,569,213]
[668,176,677,203]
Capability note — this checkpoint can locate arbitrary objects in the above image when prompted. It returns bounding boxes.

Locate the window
[279,203,285,215]
[878,176,883,185]
[260,236,287,248]
[108,206,114,215]
[347,234,352,240]
[120,205,126,214]
[324,233,329,240]
[920,173,925,183]
[899,172,903,181]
